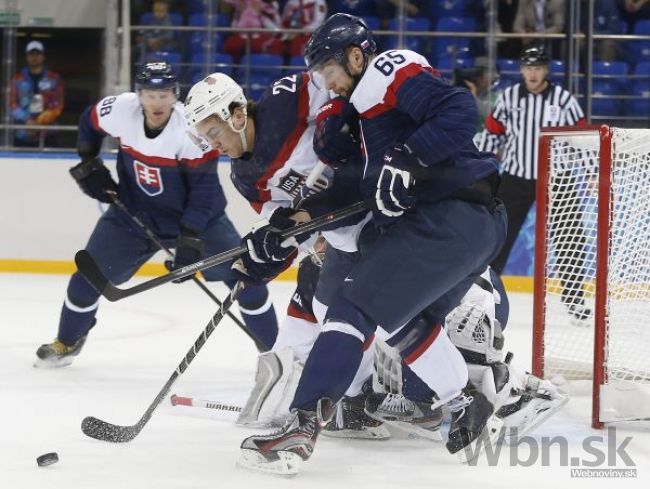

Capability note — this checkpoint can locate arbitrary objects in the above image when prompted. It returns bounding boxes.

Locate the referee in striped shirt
[475,46,591,320]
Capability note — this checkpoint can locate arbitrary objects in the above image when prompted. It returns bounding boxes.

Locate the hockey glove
[375,144,418,221]
[165,227,204,284]
[231,250,297,285]
[243,207,303,264]
[313,97,360,168]
[69,156,118,203]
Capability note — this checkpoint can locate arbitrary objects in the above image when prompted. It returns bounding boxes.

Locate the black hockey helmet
[304,13,377,72]
[135,61,180,97]
[520,46,549,66]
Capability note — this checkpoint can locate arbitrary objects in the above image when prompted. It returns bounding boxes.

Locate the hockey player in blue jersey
[35,62,278,368]
[184,71,387,438]
[235,14,508,474]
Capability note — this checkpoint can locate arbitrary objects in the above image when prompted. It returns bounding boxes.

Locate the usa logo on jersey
[134,161,164,196]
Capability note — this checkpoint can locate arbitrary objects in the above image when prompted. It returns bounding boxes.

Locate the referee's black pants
[490,172,536,275]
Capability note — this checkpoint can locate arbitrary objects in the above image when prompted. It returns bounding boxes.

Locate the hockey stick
[81,281,245,443]
[107,193,264,351]
[170,394,242,413]
[76,199,371,302]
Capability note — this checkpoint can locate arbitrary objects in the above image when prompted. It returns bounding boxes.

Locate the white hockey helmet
[184,72,247,129]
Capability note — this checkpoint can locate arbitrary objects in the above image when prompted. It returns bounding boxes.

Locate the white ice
[1,273,648,489]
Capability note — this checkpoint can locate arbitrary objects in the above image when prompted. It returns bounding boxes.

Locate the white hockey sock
[403,324,468,404]
[345,334,376,397]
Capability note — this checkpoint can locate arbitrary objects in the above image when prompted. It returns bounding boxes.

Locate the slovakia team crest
[134,160,164,196]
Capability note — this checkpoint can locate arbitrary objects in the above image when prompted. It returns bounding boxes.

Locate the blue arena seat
[592,80,621,117]
[189,53,234,83]
[186,13,230,57]
[385,17,432,53]
[433,17,477,61]
[362,16,381,31]
[630,20,650,62]
[239,54,284,99]
[626,80,650,117]
[139,12,183,26]
[145,50,182,67]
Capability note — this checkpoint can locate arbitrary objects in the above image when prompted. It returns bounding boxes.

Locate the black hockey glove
[313,97,360,168]
[165,227,204,284]
[69,156,118,203]
[375,144,418,224]
[243,207,304,264]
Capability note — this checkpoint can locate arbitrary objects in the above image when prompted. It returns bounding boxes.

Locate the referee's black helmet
[520,46,550,66]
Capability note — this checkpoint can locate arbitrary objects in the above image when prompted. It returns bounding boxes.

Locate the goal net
[532,125,650,428]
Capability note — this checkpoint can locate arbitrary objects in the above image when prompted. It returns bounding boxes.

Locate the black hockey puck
[36,452,59,467]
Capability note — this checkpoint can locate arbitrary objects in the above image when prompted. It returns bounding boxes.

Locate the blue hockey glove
[375,144,418,221]
[243,207,302,264]
[69,156,118,203]
[313,97,360,168]
[231,250,297,285]
[165,227,204,284]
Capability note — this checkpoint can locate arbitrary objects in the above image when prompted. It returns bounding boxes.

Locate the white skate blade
[321,424,391,440]
[456,415,504,464]
[237,449,302,477]
[33,356,75,369]
[502,395,569,444]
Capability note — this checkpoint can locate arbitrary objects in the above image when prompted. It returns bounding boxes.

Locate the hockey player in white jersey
[184,71,387,439]
[35,62,278,367]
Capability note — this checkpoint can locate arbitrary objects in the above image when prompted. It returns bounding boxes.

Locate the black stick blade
[81,416,140,443]
[74,250,123,302]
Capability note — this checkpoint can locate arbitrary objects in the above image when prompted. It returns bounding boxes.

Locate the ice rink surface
[1,273,648,489]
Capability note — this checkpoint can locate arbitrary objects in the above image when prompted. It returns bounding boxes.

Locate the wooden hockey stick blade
[75,200,371,302]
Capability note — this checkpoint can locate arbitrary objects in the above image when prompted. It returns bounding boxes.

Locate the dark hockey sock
[57,272,100,345]
[401,364,438,402]
[290,330,364,411]
[235,283,278,351]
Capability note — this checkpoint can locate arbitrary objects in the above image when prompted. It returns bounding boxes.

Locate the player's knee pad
[324,294,376,340]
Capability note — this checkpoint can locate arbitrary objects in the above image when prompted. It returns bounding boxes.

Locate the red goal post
[532,125,650,429]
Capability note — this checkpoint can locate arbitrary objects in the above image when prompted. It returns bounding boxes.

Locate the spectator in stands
[513,0,565,56]
[619,0,650,27]
[137,0,179,57]
[222,0,284,61]
[281,0,327,57]
[329,0,378,17]
[10,40,64,147]
[376,0,424,27]
[580,0,623,61]
[497,0,522,58]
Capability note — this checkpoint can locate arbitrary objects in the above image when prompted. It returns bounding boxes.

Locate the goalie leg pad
[237,348,303,427]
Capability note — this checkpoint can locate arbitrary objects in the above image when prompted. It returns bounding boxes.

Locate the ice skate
[322,394,391,440]
[445,387,504,463]
[34,334,88,368]
[364,392,443,441]
[237,398,334,476]
[497,374,568,443]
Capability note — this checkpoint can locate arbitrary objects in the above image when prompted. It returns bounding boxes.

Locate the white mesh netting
[540,128,650,392]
